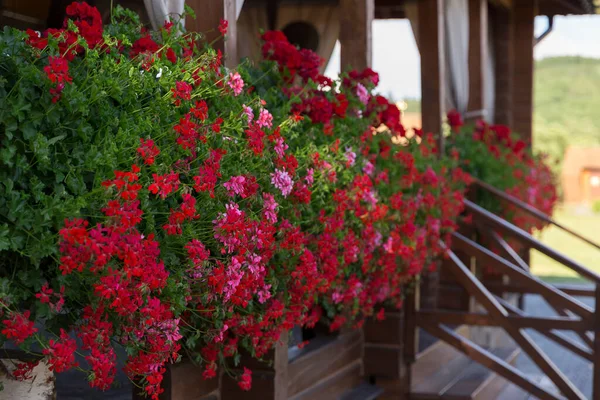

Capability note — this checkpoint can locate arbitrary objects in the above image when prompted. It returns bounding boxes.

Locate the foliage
[0,2,469,398]
[534,56,600,172]
[446,111,559,234]
[592,200,600,214]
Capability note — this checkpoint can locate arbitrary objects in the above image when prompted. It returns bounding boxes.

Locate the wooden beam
[340,0,374,71]
[464,199,600,284]
[418,0,445,151]
[467,0,488,119]
[417,310,592,331]
[490,0,514,8]
[512,0,536,144]
[495,295,594,362]
[593,285,600,399]
[492,5,514,126]
[452,230,595,319]
[221,335,288,400]
[185,0,238,68]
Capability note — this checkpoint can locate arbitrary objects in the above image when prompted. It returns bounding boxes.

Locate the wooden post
[339,0,374,71]
[492,5,514,126]
[363,308,404,399]
[467,0,488,120]
[221,335,288,400]
[185,0,238,68]
[512,0,536,144]
[402,284,419,400]
[593,284,600,399]
[418,0,445,152]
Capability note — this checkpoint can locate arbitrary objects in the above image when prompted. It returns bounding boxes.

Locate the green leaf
[0,224,9,251]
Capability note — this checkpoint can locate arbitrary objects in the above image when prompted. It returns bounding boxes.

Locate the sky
[324,15,600,100]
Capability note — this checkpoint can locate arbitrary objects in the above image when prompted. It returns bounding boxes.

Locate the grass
[530,206,600,284]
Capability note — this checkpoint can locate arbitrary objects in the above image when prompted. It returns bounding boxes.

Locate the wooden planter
[144,327,371,400]
[286,330,364,399]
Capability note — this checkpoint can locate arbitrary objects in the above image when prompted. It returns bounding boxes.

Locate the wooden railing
[405,181,600,400]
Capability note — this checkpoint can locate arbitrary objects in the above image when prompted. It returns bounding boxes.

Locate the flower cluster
[256,32,470,325]
[447,112,558,234]
[0,4,472,399]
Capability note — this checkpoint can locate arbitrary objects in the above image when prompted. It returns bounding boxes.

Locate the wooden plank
[417,310,592,331]
[437,284,470,311]
[339,382,384,400]
[553,284,595,297]
[492,5,514,126]
[482,228,530,272]
[168,361,219,400]
[477,224,594,348]
[418,0,445,150]
[288,331,362,397]
[512,0,536,144]
[411,350,472,395]
[441,348,516,398]
[364,311,402,345]
[403,285,419,399]
[288,359,363,400]
[419,322,561,400]
[185,0,237,67]
[472,347,521,400]
[495,296,594,362]
[467,0,488,117]
[411,340,464,388]
[593,285,600,399]
[364,344,401,379]
[473,178,600,252]
[487,282,595,298]
[221,335,288,400]
[340,0,374,70]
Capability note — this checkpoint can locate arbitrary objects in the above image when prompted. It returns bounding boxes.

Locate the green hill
[534,56,600,168]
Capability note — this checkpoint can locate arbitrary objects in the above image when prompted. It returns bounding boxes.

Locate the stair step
[339,382,384,400]
[411,326,470,389]
[411,346,520,400]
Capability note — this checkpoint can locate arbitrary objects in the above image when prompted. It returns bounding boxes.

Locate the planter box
[132,360,218,400]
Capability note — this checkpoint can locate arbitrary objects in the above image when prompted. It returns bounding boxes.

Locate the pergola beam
[340,0,374,71]
[418,0,445,150]
[185,0,238,67]
[512,0,536,144]
[492,5,514,126]
[467,0,488,119]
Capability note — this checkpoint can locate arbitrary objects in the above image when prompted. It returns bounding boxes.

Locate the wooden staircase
[410,332,520,400]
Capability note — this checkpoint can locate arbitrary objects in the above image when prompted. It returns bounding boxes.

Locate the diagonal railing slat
[472,178,600,252]
[494,295,594,362]
[465,199,600,283]
[418,321,563,400]
[477,225,595,349]
[452,232,594,319]
[441,246,586,399]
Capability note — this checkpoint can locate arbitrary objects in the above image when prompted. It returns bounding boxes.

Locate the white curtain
[484,14,495,123]
[237,4,339,70]
[404,0,419,50]
[405,0,469,114]
[444,0,469,114]
[144,0,185,31]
